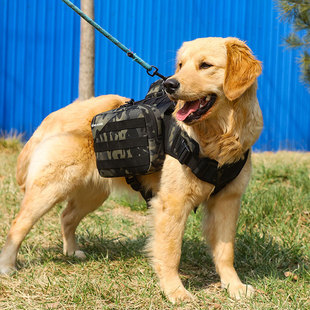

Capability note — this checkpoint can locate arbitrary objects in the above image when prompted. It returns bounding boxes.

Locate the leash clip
[147,66,167,80]
[147,65,159,77]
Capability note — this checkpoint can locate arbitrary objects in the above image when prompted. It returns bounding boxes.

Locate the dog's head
[164,37,262,125]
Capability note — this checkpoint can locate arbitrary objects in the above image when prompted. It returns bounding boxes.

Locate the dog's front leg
[203,190,254,299]
[147,191,194,304]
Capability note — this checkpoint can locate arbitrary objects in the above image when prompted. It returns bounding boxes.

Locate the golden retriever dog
[0,37,263,303]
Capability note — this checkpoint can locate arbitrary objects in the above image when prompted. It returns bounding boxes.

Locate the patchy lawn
[0,142,309,309]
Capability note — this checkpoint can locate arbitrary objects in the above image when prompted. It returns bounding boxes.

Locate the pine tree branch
[277,0,310,88]
[300,51,310,87]
[277,0,300,22]
[285,33,303,48]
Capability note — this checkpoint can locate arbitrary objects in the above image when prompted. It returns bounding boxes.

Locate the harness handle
[62,0,167,80]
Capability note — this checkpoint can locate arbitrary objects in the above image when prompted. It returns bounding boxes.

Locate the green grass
[0,143,309,309]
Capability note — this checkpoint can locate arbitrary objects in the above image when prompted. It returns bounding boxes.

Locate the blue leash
[62,0,166,80]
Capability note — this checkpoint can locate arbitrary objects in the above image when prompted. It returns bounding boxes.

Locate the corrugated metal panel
[0,0,80,136]
[0,0,309,150]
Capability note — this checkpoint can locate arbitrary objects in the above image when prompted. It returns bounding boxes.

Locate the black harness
[92,79,249,208]
[126,123,249,207]
[126,82,249,206]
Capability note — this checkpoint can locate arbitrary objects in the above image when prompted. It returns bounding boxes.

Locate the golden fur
[0,37,263,303]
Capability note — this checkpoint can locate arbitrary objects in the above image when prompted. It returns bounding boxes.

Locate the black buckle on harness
[178,140,192,165]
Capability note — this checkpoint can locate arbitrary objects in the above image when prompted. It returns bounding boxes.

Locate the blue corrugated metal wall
[0,0,309,150]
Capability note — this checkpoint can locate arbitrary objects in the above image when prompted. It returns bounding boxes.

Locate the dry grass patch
[252,151,310,167]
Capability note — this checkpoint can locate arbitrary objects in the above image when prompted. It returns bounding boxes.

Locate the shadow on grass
[79,234,148,261]
[20,235,148,268]
[180,230,309,290]
[20,229,308,291]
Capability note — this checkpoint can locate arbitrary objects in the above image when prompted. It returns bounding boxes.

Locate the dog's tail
[15,109,57,192]
[16,130,44,192]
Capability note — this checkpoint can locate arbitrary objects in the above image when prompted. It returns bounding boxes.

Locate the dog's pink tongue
[176,100,200,121]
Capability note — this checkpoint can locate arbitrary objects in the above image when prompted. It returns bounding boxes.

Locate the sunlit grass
[0,145,309,309]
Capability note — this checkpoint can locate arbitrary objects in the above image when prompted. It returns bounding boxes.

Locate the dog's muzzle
[163,78,180,94]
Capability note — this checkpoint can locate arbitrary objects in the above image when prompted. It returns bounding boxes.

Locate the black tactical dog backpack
[91,79,174,178]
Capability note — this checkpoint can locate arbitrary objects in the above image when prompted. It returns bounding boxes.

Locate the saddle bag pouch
[91,94,173,178]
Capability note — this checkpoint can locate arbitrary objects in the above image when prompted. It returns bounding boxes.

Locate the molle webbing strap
[92,113,151,175]
[94,137,148,152]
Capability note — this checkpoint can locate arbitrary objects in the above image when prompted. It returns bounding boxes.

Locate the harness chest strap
[126,146,249,208]
[164,117,250,195]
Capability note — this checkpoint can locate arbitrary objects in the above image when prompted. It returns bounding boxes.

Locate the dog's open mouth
[176,94,217,123]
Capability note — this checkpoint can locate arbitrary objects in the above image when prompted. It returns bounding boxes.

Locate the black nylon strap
[134,95,175,115]
[94,137,148,152]
[125,176,153,207]
[102,118,145,131]
[164,115,249,195]
[212,149,249,195]
[191,157,219,185]
[97,154,150,169]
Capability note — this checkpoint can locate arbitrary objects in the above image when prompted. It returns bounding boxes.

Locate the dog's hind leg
[0,184,64,275]
[0,134,101,274]
[61,184,110,259]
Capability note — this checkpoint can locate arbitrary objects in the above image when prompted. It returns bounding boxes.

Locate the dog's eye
[179,63,182,69]
[199,62,212,69]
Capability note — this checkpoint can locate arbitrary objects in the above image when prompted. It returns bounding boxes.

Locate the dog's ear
[224,38,262,101]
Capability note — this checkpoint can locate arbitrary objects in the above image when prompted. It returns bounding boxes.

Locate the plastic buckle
[178,140,192,165]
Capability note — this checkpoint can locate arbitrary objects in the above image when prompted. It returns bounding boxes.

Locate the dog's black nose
[163,78,180,94]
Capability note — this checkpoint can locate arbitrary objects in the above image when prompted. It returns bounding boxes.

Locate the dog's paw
[166,287,194,304]
[65,249,87,260]
[0,263,17,276]
[224,283,255,300]
[73,250,86,260]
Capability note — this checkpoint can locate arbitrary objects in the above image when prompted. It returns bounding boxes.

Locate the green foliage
[277,0,310,89]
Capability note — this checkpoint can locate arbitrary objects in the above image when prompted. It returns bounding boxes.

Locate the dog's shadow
[22,228,307,291]
[179,230,307,290]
